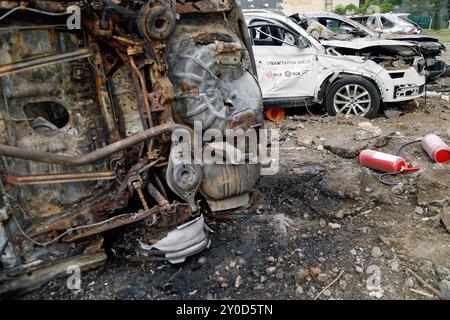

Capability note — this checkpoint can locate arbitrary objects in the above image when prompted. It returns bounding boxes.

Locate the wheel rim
[333,84,372,117]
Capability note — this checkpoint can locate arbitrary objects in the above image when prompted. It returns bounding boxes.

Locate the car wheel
[325,76,380,118]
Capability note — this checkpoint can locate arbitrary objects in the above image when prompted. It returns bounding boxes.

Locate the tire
[325,76,380,119]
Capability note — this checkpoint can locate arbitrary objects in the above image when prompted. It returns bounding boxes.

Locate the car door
[248,19,318,99]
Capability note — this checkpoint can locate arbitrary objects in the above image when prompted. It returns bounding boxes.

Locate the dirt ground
[20,49,450,301]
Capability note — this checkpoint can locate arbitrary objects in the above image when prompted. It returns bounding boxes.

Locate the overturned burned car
[0,0,263,295]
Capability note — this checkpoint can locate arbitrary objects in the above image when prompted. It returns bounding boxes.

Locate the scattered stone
[383,109,402,119]
[355,266,364,273]
[323,289,332,297]
[353,122,382,141]
[378,235,391,246]
[365,187,372,193]
[198,256,207,265]
[319,219,326,228]
[415,206,424,215]
[317,273,330,283]
[404,277,415,289]
[235,275,243,288]
[371,247,383,258]
[417,169,450,205]
[295,286,304,296]
[324,133,388,158]
[273,214,293,236]
[221,282,229,289]
[390,260,400,272]
[295,268,309,284]
[439,280,450,300]
[339,280,347,290]
[206,292,214,300]
[297,134,313,147]
[260,276,267,283]
[436,266,450,281]
[266,267,277,275]
[391,183,405,195]
[316,144,324,151]
[369,289,384,299]
[253,284,264,290]
[275,269,284,279]
[440,207,450,233]
[318,257,326,263]
[267,256,276,263]
[309,267,321,278]
[430,214,442,227]
[328,222,341,229]
[237,257,247,266]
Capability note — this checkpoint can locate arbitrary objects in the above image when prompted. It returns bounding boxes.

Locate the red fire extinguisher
[421,133,450,164]
[358,150,407,173]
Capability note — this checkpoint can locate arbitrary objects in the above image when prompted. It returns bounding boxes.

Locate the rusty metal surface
[3,171,116,185]
[0,122,184,166]
[0,0,263,294]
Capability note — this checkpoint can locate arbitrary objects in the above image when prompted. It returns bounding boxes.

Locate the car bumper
[383,68,426,102]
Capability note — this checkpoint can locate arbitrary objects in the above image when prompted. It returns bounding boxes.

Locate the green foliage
[334,0,395,15]
[405,0,445,30]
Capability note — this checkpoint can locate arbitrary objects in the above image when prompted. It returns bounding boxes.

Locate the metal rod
[147,181,169,205]
[0,122,183,167]
[3,171,116,185]
[0,49,92,77]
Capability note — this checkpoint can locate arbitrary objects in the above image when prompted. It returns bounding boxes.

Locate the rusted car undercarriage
[0,0,263,295]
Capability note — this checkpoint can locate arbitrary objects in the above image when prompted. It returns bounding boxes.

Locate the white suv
[244,10,426,118]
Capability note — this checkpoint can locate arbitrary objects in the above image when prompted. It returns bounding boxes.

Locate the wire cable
[395,139,422,157]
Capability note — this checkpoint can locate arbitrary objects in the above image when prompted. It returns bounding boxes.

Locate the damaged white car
[244,10,426,118]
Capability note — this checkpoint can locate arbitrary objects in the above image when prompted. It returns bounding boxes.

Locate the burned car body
[0,0,263,295]
[299,13,447,83]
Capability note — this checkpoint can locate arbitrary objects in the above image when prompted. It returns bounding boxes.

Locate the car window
[352,17,369,26]
[380,17,394,29]
[249,21,299,47]
[317,18,356,34]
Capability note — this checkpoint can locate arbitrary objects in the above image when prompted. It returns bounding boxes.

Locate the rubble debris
[378,235,391,246]
[297,133,313,147]
[309,267,321,278]
[328,222,341,229]
[383,109,402,119]
[235,275,244,288]
[440,207,450,233]
[371,247,383,258]
[417,169,450,205]
[353,122,382,141]
[314,270,345,300]
[438,281,450,300]
[273,214,293,236]
[324,134,389,158]
[406,268,446,300]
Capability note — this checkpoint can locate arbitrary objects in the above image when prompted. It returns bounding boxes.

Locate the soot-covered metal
[0,0,263,295]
